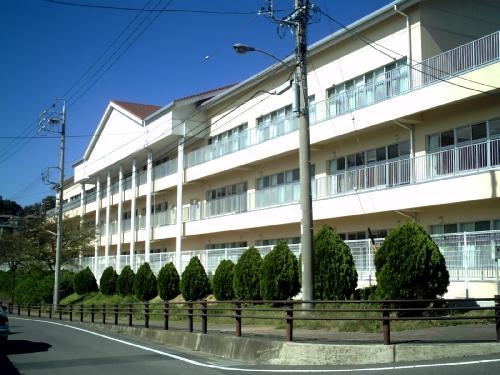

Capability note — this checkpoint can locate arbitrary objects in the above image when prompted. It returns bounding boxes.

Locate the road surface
[2,317,500,374]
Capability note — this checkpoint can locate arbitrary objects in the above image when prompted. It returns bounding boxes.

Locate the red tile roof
[111,100,161,120]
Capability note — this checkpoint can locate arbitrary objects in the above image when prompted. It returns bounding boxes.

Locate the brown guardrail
[9,295,500,345]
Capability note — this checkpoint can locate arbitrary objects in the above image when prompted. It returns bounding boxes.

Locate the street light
[234,42,314,304]
[233,44,294,71]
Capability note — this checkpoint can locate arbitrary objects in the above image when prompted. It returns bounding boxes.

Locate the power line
[67,0,170,106]
[0,0,167,165]
[42,0,287,15]
[318,9,500,95]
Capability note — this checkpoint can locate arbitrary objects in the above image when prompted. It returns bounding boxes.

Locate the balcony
[184,31,500,170]
[186,114,297,168]
[184,139,499,222]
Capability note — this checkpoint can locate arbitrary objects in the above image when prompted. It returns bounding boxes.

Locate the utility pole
[261,0,315,303]
[40,98,66,309]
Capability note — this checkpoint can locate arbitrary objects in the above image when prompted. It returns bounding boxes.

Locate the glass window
[475,220,490,231]
[355,152,365,166]
[399,140,410,156]
[430,224,443,235]
[347,154,356,168]
[441,130,455,147]
[494,220,500,230]
[460,222,474,232]
[366,149,376,164]
[387,144,399,159]
[428,134,440,151]
[376,147,386,161]
[472,122,487,140]
[456,126,471,144]
[490,119,500,138]
[443,223,458,233]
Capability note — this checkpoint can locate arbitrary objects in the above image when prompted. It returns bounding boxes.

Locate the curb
[84,323,500,365]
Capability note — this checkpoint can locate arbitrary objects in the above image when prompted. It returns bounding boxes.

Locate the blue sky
[0,0,394,206]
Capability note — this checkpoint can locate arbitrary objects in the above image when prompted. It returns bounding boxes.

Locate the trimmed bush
[60,271,76,299]
[180,257,210,301]
[99,266,118,295]
[260,241,300,300]
[375,221,450,300]
[117,265,135,296]
[212,260,235,301]
[314,225,358,300]
[233,247,262,300]
[351,285,378,300]
[157,262,180,301]
[74,267,98,295]
[134,263,157,301]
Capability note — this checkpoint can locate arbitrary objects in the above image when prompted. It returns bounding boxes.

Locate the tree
[100,266,118,295]
[233,247,262,300]
[375,221,450,300]
[74,267,98,295]
[212,260,235,301]
[117,265,135,296]
[180,257,210,301]
[134,263,157,301]
[314,225,358,300]
[260,241,300,301]
[0,197,23,216]
[157,263,180,301]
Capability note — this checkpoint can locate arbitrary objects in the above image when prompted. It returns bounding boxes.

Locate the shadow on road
[0,339,52,374]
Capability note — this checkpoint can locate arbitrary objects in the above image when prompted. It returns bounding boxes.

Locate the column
[94,178,101,276]
[79,182,85,266]
[105,171,111,268]
[130,160,137,271]
[145,151,153,263]
[175,139,184,272]
[116,165,123,272]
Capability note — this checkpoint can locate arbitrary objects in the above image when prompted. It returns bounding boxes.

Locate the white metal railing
[153,209,176,227]
[185,114,298,168]
[154,159,178,180]
[310,31,500,126]
[183,139,499,222]
[80,231,500,286]
[183,31,500,170]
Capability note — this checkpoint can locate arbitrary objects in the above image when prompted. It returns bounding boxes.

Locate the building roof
[175,83,237,102]
[111,100,162,120]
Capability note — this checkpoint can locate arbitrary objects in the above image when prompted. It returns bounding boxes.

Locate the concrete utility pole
[235,0,315,302]
[293,0,314,304]
[40,98,66,308]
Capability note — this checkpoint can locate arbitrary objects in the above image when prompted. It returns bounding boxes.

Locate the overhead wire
[318,9,500,95]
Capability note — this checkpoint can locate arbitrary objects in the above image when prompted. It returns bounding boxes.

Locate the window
[490,119,500,138]
[255,237,300,246]
[206,241,247,250]
[256,168,303,190]
[257,105,293,141]
[208,123,248,145]
[207,182,247,201]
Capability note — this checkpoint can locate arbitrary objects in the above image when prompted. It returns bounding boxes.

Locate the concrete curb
[87,323,500,365]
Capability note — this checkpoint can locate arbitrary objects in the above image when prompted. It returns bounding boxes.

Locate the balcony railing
[310,30,500,125]
[185,113,298,168]
[153,209,176,227]
[183,31,500,169]
[154,158,178,180]
[82,230,499,286]
[184,139,499,221]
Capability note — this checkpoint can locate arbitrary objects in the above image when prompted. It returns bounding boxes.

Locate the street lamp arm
[233,43,294,71]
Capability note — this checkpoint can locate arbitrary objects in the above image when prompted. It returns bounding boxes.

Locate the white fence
[80,231,500,287]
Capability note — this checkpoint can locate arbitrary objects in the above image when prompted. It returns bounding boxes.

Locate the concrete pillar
[105,171,111,268]
[175,139,184,272]
[79,182,85,266]
[130,160,137,271]
[116,165,123,272]
[94,178,101,276]
[145,151,153,263]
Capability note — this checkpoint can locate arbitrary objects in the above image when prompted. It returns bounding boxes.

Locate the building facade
[59,0,500,298]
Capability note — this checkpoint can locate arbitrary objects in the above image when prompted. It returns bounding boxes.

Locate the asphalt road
[2,317,500,375]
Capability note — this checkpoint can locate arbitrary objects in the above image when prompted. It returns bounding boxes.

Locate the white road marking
[11,317,500,373]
